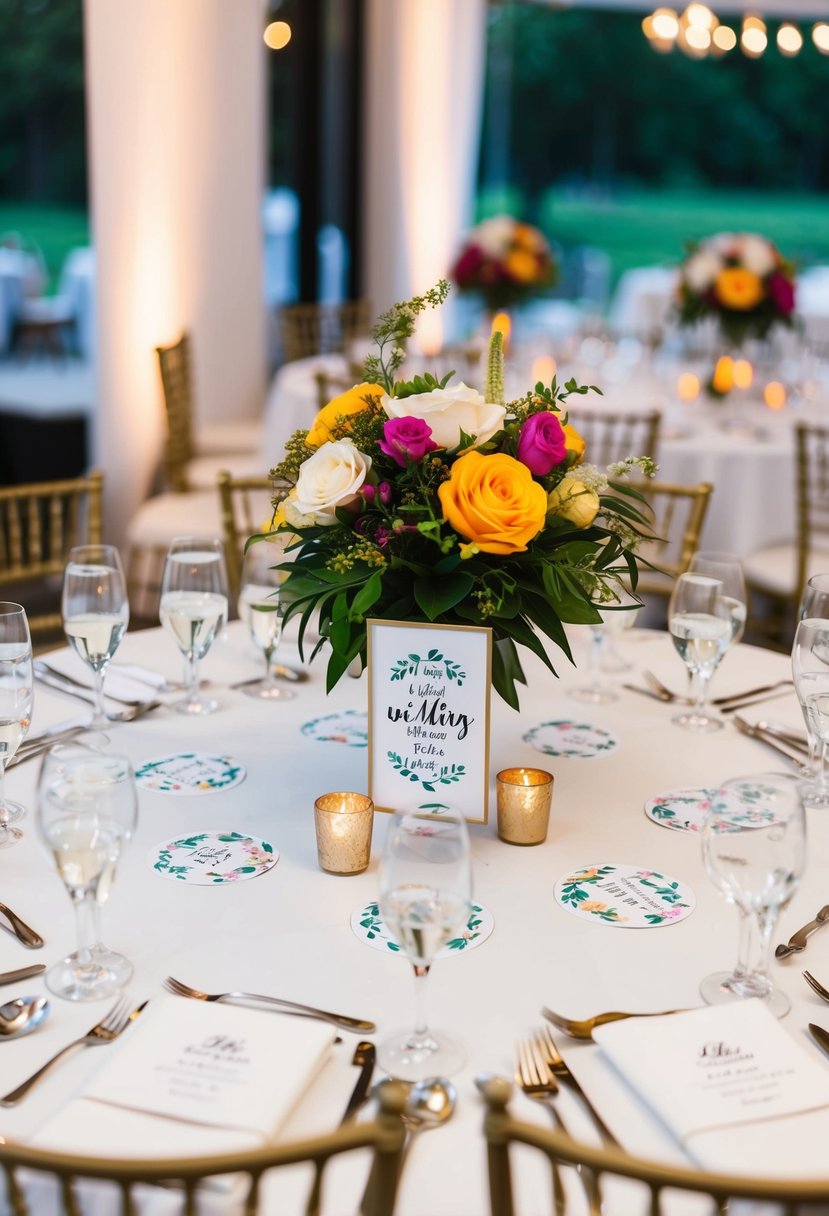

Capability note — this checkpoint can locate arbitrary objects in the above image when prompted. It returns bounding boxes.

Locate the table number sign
[366,619,491,823]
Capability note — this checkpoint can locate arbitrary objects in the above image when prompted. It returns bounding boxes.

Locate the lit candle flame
[764,381,787,410]
[490,311,511,352]
[531,355,556,385]
[733,359,753,390]
[677,372,700,401]
[712,356,734,394]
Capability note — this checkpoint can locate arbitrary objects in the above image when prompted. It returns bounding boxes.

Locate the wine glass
[378,809,472,1080]
[668,572,731,733]
[688,551,747,648]
[701,772,806,1018]
[160,536,228,715]
[62,544,130,730]
[792,618,829,809]
[37,743,137,1001]
[799,573,829,622]
[0,603,33,848]
[571,589,641,703]
[237,540,294,701]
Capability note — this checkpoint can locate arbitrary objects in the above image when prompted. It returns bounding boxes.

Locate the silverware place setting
[0,902,44,948]
[775,906,829,959]
[163,976,375,1034]
[541,1003,689,1041]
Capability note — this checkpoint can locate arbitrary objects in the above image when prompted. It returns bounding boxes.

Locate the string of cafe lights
[643,5,829,58]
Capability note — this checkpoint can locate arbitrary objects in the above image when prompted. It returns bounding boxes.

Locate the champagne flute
[378,809,472,1080]
[701,772,806,1018]
[792,618,829,809]
[160,536,228,715]
[237,540,294,701]
[0,603,33,848]
[668,572,731,733]
[796,576,829,779]
[37,744,137,1001]
[62,544,129,730]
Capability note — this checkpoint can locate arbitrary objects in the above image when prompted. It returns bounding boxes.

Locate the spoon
[401,1076,457,1157]
[0,996,50,1040]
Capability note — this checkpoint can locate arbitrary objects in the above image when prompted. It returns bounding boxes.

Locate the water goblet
[37,744,137,1001]
[160,536,228,715]
[668,572,731,733]
[0,603,33,848]
[792,618,829,809]
[237,539,294,701]
[571,589,641,703]
[378,809,472,1081]
[700,772,806,1018]
[688,551,747,647]
[62,544,130,730]
[795,578,829,781]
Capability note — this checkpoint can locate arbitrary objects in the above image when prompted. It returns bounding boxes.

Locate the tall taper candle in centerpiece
[314,792,374,875]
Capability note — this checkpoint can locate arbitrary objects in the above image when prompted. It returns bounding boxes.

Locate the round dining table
[2,621,828,1214]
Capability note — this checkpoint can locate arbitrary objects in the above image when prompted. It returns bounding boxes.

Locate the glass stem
[262,645,277,688]
[91,664,107,729]
[73,893,99,970]
[734,906,774,985]
[691,666,713,720]
[186,652,201,711]
[816,739,829,793]
[411,964,431,1046]
[590,630,604,694]
[0,758,7,825]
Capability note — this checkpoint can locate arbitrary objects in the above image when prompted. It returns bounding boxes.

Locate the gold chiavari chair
[744,421,829,649]
[217,471,282,600]
[314,365,373,411]
[278,299,372,365]
[630,480,714,603]
[482,1076,829,1216]
[0,471,104,637]
[565,407,661,466]
[0,1079,407,1216]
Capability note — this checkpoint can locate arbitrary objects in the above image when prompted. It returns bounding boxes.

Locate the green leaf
[351,570,383,617]
[413,572,474,621]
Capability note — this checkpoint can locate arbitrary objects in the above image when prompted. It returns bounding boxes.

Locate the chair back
[156,333,195,492]
[482,1077,829,1216]
[0,1079,406,1216]
[279,299,371,364]
[631,479,713,600]
[217,471,280,598]
[0,471,104,635]
[795,421,829,604]
[565,407,661,466]
[314,366,368,411]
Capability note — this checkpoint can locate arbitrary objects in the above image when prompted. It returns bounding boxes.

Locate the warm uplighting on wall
[264,21,291,50]
[643,7,813,58]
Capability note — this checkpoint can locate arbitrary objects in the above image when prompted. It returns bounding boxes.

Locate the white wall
[84,0,267,541]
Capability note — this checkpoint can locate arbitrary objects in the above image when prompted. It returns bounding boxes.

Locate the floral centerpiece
[677,232,796,347]
[267,282,655,709]
[451,216,557,312]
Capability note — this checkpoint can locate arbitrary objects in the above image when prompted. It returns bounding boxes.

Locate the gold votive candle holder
[314,792,374,875]
[496,768,553,846]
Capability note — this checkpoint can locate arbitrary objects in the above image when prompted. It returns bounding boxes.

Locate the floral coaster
[644,788,716,833]
[554,863,695,928]
[523,720,619,758]
[135,753,245,795]
[148,831,278,884]
[300,710,368,748]
[351,900,493,957]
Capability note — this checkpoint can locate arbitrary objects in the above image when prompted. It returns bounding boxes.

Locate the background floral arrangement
[450,215,557,312]
[268,282,655,708]
[677,231,796,346]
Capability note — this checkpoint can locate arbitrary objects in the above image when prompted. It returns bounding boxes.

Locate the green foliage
[362,281,451,393]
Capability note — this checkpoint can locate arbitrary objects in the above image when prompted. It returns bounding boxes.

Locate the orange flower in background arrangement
[437,450,548,555]
[504,248,539,283]
[714,267,765,312]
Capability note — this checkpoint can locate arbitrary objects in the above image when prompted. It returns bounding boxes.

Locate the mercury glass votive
[496,768,553,846]
[314,792,374,875]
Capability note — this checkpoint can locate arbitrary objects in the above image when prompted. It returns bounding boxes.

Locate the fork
[163,976,375,1033]
[537,1024,619,1147]
[515,1038,590,1216]
[803,970,829,1002]
[1,995,141,1105]
[542,1004,687,1041]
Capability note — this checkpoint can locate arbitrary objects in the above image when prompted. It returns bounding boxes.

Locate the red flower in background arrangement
[767,270,796,315]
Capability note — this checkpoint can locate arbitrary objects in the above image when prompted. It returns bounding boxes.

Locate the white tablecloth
[2,622,829,1213]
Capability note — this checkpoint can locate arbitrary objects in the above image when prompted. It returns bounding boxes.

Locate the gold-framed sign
[366,619,492,824]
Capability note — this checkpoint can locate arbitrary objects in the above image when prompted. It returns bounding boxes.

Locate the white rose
[683,248,722,293]
[382,382,507,451]
[738,233,776,277]
[709,232,737,256]
[293,439,372,525]
[473,215,515,257]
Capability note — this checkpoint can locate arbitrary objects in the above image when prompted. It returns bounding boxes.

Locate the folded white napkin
[593,999,829,1178]
[44,653,160,704]
[33,995,336,1160]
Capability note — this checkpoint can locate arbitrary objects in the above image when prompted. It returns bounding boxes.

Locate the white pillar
[84,0,267,542]
[363,0,486,341]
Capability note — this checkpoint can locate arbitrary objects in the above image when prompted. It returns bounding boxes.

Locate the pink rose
[768,271,795,315]
[516,411,567,475]
[379,417,438,466]
[452,244,484,286]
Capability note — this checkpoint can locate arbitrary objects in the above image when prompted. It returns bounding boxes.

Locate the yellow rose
[547,479,600,529]
[561,423,586,466]
[306,382,384,448]
[504,248,538,283]
[714,267,764,311]
[438,451,547,555]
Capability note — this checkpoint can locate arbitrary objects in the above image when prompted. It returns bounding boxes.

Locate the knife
[0,903,44,948]
[776,905,829,958]
[0,964,47,986]
[809,1023,829,1061]
[340,1040,376,1123]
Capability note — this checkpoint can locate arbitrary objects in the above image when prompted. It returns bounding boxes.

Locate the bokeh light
[264,21,291,50]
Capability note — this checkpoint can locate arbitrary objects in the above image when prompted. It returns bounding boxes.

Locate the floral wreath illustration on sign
[389,648,466,685]
[153,832,276,883]
[358,901,485,953]
[387,751,466,793]
[558,865,691,925]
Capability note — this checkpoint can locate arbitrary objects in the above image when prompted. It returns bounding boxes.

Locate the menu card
[594,1000,829,1177]
[33,996,336,1160]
